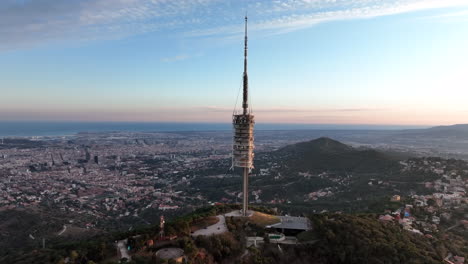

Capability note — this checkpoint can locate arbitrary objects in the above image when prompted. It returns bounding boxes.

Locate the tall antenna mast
[232,16,255,217]
[242,16,249,115]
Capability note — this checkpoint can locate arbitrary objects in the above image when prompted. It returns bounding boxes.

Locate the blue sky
[1,0,468,125]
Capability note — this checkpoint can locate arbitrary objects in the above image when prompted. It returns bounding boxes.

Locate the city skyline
[1,0,468,125]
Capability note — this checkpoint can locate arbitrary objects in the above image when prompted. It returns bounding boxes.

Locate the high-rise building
[85,148,91,162]
[232,16,254,217]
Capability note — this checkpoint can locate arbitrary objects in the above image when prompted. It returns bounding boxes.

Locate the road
[192,215,227,237]
[117,239,132,261]
[446,223,460,231]
[57,225,67,236]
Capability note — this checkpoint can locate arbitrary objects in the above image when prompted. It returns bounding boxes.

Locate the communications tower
[232,16,254,217]
[159,215,165,239]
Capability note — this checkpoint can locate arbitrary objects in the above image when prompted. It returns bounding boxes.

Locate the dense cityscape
[0,128,467,263]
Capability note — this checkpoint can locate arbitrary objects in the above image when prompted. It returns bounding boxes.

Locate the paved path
[58,225,67,236]
[192,215,227,237]
[446,223,460,231]
[117,239,132,260]
[225,210,253,217]
[246,236,299,247]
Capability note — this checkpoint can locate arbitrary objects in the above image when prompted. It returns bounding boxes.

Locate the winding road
[192,215,227,237]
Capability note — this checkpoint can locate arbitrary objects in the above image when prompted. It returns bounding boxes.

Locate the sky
[1,0,468,126]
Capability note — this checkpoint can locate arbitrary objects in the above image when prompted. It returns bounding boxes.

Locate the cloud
[0,0,215,50]
[419,9,468,20]
[187,0,468,38]
[1,0,468,51]
[161,54,190,63]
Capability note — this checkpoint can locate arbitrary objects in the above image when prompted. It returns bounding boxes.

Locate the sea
[0,121,428,137]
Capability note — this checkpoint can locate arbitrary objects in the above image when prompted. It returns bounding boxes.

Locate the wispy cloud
[435,9,468,18]
[160,52,203,62]
[188,0,468,37]
[419,9,468,20]
[161,54,190,63]
[1,0,467,51]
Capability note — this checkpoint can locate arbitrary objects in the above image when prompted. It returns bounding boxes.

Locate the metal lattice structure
[232,16,254,217]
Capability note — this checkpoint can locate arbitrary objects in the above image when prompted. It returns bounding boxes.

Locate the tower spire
[233,16,255,217]
[242,16,249,115]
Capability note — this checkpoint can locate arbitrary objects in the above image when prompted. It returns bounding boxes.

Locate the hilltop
[272,137,400,173]
[252,213,465,264]
[189,137,404,207]
[398,124,468,139]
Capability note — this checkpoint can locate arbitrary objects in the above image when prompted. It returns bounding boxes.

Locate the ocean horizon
[0,121,429,137]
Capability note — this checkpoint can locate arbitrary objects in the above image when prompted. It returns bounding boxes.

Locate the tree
[70,250,79,263]
[427,199,437,207]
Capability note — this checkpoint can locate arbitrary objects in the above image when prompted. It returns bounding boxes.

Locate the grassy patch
[250,212,280,227]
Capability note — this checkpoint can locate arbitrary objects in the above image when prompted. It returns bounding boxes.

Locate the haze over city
[1,0,468,125]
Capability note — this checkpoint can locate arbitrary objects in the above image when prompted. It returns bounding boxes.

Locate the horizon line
[0,120,437,127]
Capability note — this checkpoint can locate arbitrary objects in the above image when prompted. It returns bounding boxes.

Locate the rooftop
[267,216,312,231]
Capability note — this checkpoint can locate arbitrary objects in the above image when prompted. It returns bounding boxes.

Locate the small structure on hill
[266,216,312,235]
[155,247,185,263]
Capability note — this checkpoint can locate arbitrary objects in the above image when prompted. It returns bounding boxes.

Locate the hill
[273,137,400,173]
[250,213,465,264]
[5,207,465,264]
[398,124,468,139]
[427,123,468,131]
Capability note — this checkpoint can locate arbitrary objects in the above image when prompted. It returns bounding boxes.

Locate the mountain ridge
[273,137,400,173]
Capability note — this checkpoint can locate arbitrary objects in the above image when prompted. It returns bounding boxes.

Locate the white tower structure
[232,16,254,217]
[159,215,165,238]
